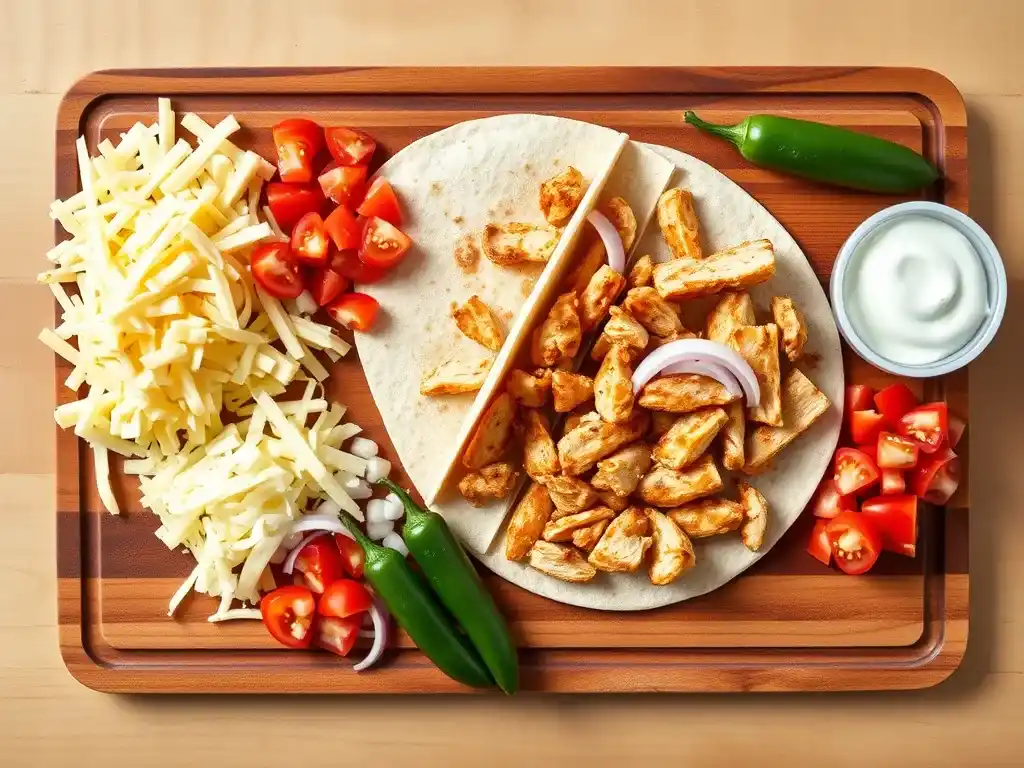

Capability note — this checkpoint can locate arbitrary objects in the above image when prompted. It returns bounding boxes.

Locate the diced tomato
[326,292,380,332]
[307,267,349,307]
[267,182,325,233]
[825,511,883,575]
[947,414,967,449]
[315,615,362,657]
[850,410,885,445]
[289,212,330,267]
[250,242,305,299]
[873,383,919,427]
[807,519,832,565]
[845,384,874,416]
[897,403,948,454]
[880,468,906,495]
[357,177,402,225]
[272,118,324,183]
[260,585,317,649]
[293,538,347,594]
[860,495,918,557]
[359,216,412,269]
[330,249,388,285]
[318,162,368,207]
[334,533,365,578]
[324,205,363,251]
[876,432,920,470]
[910,447,961,505]
[811,478,857,519]
[318,579,373,619]
[325,127,377,166]
[834,447,880,496]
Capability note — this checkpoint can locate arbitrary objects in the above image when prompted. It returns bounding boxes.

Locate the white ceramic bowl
[830,201,1006,378]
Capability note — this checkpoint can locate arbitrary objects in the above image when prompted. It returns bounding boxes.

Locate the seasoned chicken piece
[550,370,594,413]
[627,255,654,288]
[531,292,581,367]
[462,392,516,469]
[591,306,649,362]
[645,507,696,585]
[483,222,559,265]
[539,166,586,226]
[451,295,505,352]
[596,489,630,513]
[706,291,756,344]
[506,368,552,408]
[637,455,723,507]
[591,442,651,497]
[653,407,729,470]
[738,482,769,552]
[667,498,744,538]
[572,519,610,551]
[728,324,782,427]
[743,369,831,474]
[420,355,492,396]
[653,239,776,300]
[522,409,560,480]
[656,187,703,260]
[580,264,627,331]
[458,463,520,507]
[638,374,740,413]
[527,541,597,583]
[648,411,677,439]
[542,506,616,542]
[505,481,554,561]
[557,410,648,476]
[561,410,600,437]
[588,506,652,574]
[564,237,608,297]
[623,287,684,338]
[594,344,634,424]
[453,233,480,273]
[721,401,746,471]
[598,196,638,251]
[771,295,808,362]
[543,474,599,518]
[648,329,700,349]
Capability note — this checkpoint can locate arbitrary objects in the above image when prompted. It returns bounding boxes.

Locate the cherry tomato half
[910,446,960,504]
[334,533,365,578]
[293,537,347,594]
[318,579,373,619]
[250,241,305,299]
[812,478,857,519]
[807,519,832,565]
[947,414,967,449]
[315,615,362,657]
[359,216,412,269]
[850,410,885,446]
[897,402,948,454]
[880,468,906,495]
[325,127,377,167]
[834,447,880,496]
[876,432,920,470]
[318,163,368,207]
[290,212,331,267]
[357,177,402,225]
[272,118,324,183]
[873,383,919,428]
[260,585,317,649]
[825,511,883,575]
[845,384,874,423]
[267,182,325,233]
[306,267,349,307]
[860,494,918,557]
[324,205,363,251]
[326,292,380,332]
[330,249,388,285]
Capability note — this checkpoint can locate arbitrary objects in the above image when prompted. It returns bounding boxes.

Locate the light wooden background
[2,0,1022,765]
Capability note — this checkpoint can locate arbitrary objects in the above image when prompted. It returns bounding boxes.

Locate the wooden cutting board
[54,67,969,693]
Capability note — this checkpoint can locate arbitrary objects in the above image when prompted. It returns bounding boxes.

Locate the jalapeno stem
[684,111,746,148]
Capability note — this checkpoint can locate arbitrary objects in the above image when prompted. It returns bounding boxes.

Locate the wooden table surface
[2,0,1022,764]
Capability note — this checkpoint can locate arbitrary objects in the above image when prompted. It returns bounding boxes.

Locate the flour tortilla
[355,115,627,523]
[430,141,676,553]
[474,143,844,611]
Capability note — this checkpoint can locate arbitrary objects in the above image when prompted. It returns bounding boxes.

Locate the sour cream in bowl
[830,202,1005,377]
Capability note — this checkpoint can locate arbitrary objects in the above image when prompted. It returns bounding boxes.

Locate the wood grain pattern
[53,66,969,694]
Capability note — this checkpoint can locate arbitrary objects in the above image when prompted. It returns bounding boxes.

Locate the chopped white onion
[352,601,390,672]
[342,475,373,500]
[364,457,392,484]
[631,338,760,405]
[383,493,405,521]
[315,498,342,518]
[349,437,379,459]
[365,498,391,524]
[381,532,409,557]
[587,210,626,274]
[295,290,318,316]
[282,531,327,575]
[663,359,743,398]
[366,519,394,541]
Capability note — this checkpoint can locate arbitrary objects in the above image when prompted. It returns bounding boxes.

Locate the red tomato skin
[834,447,880,496]
[267,182,325,233]
[318,579,373,619]
[825,511,883,576]
[325,127,377,166]
[334,534,365,578]
[330,249,388,285]
[812,478,857,519]
[272,118,324,183]
[315,615,362,657]
[359,217,412,269]
[880,469,906,495]
[845,384,874,416]
[250,242,305,299]
[850,410,885,445]
[860,495,918,557]
[260,585,317,649]
[326,292,380,332]
[318,163,368,207]
[289,212,330,267]
[876,432,920,470]
[807,519,833,565]
[306,267,349,307]
[324,205,363,251]
[357,177,402,225]
[897,403,948,454]
[293,538,348,594]
[873,383,919,427]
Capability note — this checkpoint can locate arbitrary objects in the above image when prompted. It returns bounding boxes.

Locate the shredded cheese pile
[39,99,367,619]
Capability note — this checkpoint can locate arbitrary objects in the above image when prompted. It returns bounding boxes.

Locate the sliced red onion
[288,513,352,538]
[352,601,390,672]
[631,338,760,405]
[586,210,626,274]
[282,531,327,575]
[662,359,743,398]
